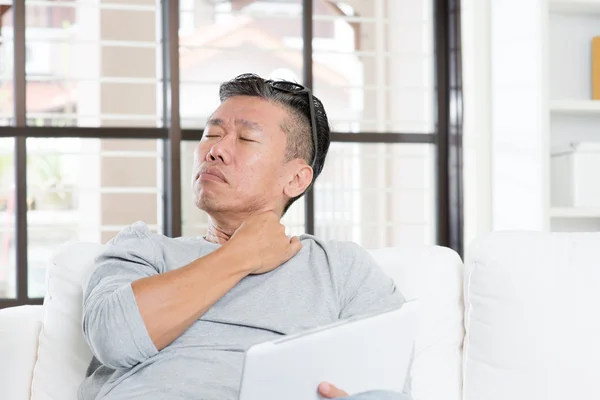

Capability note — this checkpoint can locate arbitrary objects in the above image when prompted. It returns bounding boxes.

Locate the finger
[318,382,349,398]
[289,236,302,256]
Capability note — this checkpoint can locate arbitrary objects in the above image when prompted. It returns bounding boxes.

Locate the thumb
[318,382,349,398]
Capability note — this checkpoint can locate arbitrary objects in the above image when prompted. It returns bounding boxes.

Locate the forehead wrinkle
[206,117,225,129]
[234,118,264,133]
[205,117,264,133]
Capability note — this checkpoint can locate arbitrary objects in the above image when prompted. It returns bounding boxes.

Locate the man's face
[192,95,294,216]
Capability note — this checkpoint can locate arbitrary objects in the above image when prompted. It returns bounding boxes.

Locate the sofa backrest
[0,305,44,400]
[370,246,464,400]
[30,241,104,400]
[464,232,600,400]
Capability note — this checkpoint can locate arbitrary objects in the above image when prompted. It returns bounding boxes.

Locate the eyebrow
[205,118,264,133]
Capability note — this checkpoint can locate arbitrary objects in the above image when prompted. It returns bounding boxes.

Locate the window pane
[179,0,303,129]
[315,143,435,248]
[25,0,162,127]
[0,3,14,125]
[27,138,163,298]
[313,1,435,133]
[180,140,306,237]
[0,138,15,298]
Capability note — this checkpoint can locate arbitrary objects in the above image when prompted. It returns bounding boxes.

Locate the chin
[193,183,220,207]
[195,193,228,213]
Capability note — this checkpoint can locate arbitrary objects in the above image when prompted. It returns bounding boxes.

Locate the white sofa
[1,232,599,400]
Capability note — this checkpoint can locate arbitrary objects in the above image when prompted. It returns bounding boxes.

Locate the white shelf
[547,1,600,232]
[550,0,600,14]
[550,207,600,218]
[550,100,600,116]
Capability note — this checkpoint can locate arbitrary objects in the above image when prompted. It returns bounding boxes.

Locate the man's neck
[204,217,239,245]
[203,205,283,245]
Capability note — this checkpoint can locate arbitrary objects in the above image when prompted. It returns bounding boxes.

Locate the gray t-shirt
[79,222,406,400]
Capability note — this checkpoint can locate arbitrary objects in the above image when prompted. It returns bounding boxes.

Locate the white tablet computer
[238,300,418,400]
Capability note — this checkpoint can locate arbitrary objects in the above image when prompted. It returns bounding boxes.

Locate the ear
[283,161,314,199]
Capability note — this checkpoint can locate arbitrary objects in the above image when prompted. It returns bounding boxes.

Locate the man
[79,73,410,400]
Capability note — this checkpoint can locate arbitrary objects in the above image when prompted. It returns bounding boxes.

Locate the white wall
[461,0,492,246]
[462,0,550,242]
[489,0,549,232]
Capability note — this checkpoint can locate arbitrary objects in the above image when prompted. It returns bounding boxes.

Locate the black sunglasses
[267,81,318,170]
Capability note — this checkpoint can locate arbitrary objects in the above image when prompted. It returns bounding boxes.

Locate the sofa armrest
[0,305,44,400]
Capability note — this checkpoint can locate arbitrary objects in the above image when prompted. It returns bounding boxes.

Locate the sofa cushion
[370,246,464,400]
[30,241,104,400]
[464,232,600,400]
[0,305,44,400]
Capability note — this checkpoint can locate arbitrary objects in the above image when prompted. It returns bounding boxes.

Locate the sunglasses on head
[267,80,318,170]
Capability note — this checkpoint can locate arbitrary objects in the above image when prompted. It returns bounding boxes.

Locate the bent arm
[82,223,252,369]
[131,243,251,351]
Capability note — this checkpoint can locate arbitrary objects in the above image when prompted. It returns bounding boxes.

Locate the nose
[206,137,232,165]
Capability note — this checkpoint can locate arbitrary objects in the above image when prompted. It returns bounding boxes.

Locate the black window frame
[0,0,463,308]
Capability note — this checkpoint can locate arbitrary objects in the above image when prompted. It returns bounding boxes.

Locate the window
[0,0,462,307]
[21,0,163,299]
[23,0,162,128]
[178,0,437,246]
[0,138,15,299]
[311,1,435,245]
[26,138,164,297]
[315,143,435,247]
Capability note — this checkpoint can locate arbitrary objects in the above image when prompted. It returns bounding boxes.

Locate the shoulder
[109,221,155,245]
[100,221,159,262]
[107,224,216,271]
[85,222,162,290]
[299,234,372,261]
[109,221,192,250]
[298,235,376,275]
[99,221,179,269]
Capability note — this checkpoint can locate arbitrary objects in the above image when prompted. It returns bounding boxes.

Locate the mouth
[197,167,227,183]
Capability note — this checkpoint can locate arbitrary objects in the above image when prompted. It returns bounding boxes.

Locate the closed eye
[240,137,257,142]
[203,135,220,139]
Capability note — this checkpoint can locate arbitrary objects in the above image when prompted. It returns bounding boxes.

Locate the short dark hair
[218,73,331,214]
